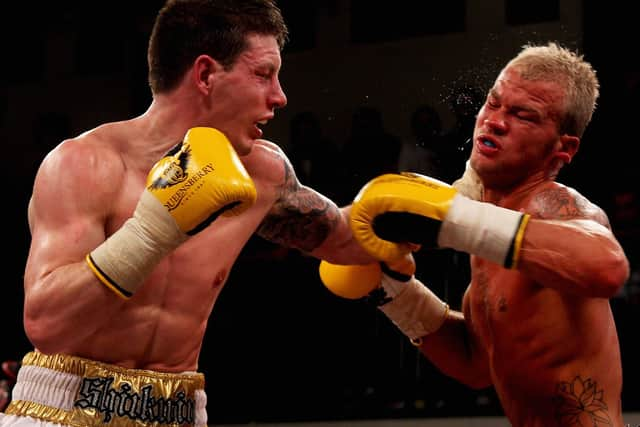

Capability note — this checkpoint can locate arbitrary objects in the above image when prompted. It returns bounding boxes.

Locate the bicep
[27,195,104,284]
[519,187,629,295]
[523,186,622,259]
[25,143,121,289]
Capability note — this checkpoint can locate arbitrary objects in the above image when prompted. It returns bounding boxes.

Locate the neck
[483,169,554,207]
[137,93,204,154]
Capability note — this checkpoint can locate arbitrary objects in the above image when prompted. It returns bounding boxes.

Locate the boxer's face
[208,33,287,155]
[470,67,565,188]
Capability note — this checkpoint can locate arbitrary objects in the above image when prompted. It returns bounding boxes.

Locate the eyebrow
[254,59,278,72]
[488,88,540,115]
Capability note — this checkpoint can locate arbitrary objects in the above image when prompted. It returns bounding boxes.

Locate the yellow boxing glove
[319,261,382,300]
[319,255,415,300]
[350,172,529,268]
[87,127,257,299]
[145,127,256,233]
[319,255,449,343]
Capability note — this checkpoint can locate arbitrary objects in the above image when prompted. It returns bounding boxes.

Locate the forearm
[372,272,492,389]
[419,312,493,389]
[518,219,629,297]
[318,257,493,388]
[310,205,376,265]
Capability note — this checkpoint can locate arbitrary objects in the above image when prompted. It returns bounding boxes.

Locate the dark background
[1,1,639,424]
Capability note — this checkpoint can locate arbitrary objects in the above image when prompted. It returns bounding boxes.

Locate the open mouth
[481,139,496,148]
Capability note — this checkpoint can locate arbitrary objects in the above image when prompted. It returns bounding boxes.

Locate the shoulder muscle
[526,185,611,229]
[31,137,125,230]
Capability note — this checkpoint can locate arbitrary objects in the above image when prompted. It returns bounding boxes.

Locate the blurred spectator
[398,104,444,178]
[289,111,343,202]
[0,360,19,412]
[342,106,402,198]
[607,175,640,412]
[441,84,484,183]
[397,100,474,316]
[608,181,640,303]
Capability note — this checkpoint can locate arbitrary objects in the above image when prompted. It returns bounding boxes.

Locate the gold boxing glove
[86,127,257,299]
[350,172,529,268]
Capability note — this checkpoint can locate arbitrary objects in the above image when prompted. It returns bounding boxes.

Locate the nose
[270,80,287,110]
[483,116,507,135]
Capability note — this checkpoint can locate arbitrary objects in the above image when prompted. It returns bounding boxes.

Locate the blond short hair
[505,42,599,138]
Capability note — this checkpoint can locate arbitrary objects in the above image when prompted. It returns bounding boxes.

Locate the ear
[554,134,580,165]
[192,55,222,95]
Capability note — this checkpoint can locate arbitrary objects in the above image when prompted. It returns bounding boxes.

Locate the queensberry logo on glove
[148,142,191,188]
[147,142,216,212]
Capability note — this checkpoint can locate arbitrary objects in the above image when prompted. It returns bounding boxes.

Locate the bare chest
[466,259,539,343]
[105,178,273,302]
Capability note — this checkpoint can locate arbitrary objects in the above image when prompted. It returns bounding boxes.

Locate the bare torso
[23,119,333,373]
[465,260,622,426]
[462,184,623,426]
[72,201,269,371]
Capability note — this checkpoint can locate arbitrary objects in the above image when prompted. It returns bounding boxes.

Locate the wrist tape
[438,194,529,268]
[86,190,187,299]
[378,275,449,342]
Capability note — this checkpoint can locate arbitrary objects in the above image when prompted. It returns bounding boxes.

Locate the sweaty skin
[469,185,621,426]
[23,34,372,373]
[416,68,628,427]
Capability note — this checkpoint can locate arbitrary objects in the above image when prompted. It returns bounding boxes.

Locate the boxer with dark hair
[1,2,374,426]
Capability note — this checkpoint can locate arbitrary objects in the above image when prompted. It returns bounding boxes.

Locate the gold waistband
[5,351,207,427]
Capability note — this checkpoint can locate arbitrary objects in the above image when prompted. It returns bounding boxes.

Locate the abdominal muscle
[471,269,623,425]
[50,212,263,373]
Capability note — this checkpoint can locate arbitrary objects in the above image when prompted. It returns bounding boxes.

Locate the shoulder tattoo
[530,187,611,228]
[257,156,340,252]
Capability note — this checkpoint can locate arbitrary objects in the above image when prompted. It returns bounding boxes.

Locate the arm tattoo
[553,376,612,426]
[258,157,340,252]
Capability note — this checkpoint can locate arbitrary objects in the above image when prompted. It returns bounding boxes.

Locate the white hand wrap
[452,160,483,200]
[378,274,449,342]
[438,194,529,268]
[86,190,188,299]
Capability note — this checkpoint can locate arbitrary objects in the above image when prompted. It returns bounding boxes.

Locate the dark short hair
[147,0,289,94]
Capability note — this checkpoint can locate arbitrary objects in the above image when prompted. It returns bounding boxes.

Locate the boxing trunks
[0,351,207,426]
